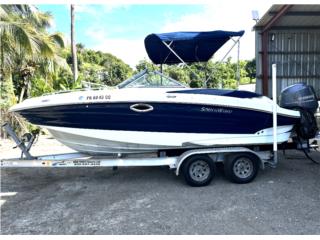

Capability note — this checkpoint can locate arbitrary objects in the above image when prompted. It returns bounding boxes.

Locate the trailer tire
[224,153,259,184]
[181,155,215,187]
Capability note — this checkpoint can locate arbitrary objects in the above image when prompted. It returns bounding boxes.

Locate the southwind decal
[201,107,233,114]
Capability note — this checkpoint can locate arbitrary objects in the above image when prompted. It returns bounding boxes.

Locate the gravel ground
[1,135,320,234]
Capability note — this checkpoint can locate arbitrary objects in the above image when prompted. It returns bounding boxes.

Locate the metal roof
[254,4,320,30]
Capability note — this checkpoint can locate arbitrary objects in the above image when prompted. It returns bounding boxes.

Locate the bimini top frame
[144,30,244,87]
[144,30,244,65]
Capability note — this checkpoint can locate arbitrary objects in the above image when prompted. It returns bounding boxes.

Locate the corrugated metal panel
[254,5,320,29]
[256,29,320,98]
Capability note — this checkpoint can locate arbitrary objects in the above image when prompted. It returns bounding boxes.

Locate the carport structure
[254,4,320,98]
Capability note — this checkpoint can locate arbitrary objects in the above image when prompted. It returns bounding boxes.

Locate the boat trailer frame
[1,122,277,175]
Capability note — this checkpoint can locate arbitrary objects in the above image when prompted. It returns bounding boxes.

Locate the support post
[160,64,163,85]
[272,64,278,165]
[261,31,269,96]
[162,40,204,87]
[206,36,243,89]
[236,39,240,88]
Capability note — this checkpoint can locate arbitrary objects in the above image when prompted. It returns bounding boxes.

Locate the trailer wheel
[224,153,259,184]
[181,155,215,187]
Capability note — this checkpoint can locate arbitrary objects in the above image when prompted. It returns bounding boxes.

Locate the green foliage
[0,4,69,103]
[166,66,190,86]
[134,58,256,89]
[101,58,132,86]
[0,73,18,138]
[30,75,54,97]
[52,69,78,90]
[0,75,16,108]
[245,58,256,81]
[1,5,257,100]
[239,77,252,85]
[135,59,159,73]
[78,63,105,84]
[66,47,133,88]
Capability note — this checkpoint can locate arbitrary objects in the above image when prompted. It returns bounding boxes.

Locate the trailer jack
[2,123,35,160]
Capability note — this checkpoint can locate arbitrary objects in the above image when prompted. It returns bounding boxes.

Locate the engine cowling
[279,83,318,113]
[279,83,319,140]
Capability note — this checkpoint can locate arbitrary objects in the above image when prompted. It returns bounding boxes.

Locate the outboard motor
[279,83,319,140]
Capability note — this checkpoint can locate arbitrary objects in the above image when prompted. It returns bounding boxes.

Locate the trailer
[1,122,279,186]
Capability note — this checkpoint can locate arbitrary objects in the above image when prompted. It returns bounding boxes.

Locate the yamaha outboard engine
[279,83,319,140]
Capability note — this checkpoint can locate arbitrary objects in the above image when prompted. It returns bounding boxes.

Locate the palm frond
[2,5,52,29]
[38,35,55,58]
[35,11,52,29]
[1,4,71,99]
[50,32,65,48]
[0,21,34,55]
[0,6,9,19]
[1,5,33,17]
[54,55,70,71]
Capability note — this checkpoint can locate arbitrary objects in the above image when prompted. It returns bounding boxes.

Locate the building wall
[255,29,320,98]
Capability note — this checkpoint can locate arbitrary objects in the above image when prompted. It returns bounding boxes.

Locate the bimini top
[144,30,245,65]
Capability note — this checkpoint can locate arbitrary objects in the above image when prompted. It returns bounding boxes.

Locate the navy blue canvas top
[144,30,245,64]
[168,89,261,99]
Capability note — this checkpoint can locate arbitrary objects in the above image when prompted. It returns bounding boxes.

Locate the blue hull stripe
[16,102,298,134]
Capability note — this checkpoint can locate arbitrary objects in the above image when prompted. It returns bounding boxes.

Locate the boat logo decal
[297,94,315,101]
[201,107,233,114]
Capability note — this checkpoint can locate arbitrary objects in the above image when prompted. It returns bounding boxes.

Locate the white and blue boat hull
[10,87,300,154]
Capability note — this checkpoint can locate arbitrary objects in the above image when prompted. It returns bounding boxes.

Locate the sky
[35,1,300,68]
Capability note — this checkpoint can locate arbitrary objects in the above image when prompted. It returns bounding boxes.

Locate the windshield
[117,70,187,89]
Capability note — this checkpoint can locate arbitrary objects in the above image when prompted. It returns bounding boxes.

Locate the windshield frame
[117,70,188,89]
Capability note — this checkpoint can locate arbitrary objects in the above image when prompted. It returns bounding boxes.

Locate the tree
[0,5,69,137]
[166,65,190,86]
[245,58,256,83]
[135,59,159,73]
[0,5,68,102]
[55,45,133,89]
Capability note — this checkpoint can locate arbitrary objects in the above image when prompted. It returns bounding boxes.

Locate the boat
[9,30,319,155]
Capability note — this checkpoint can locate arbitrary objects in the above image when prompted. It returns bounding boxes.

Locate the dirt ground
[1,135,320,234]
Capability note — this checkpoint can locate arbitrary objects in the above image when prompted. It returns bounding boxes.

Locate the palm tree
[0,4,70,137]
[0,4,69,102]
[70,4,78,82]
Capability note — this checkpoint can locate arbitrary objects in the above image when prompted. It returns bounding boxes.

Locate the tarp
[144,30,245,64]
